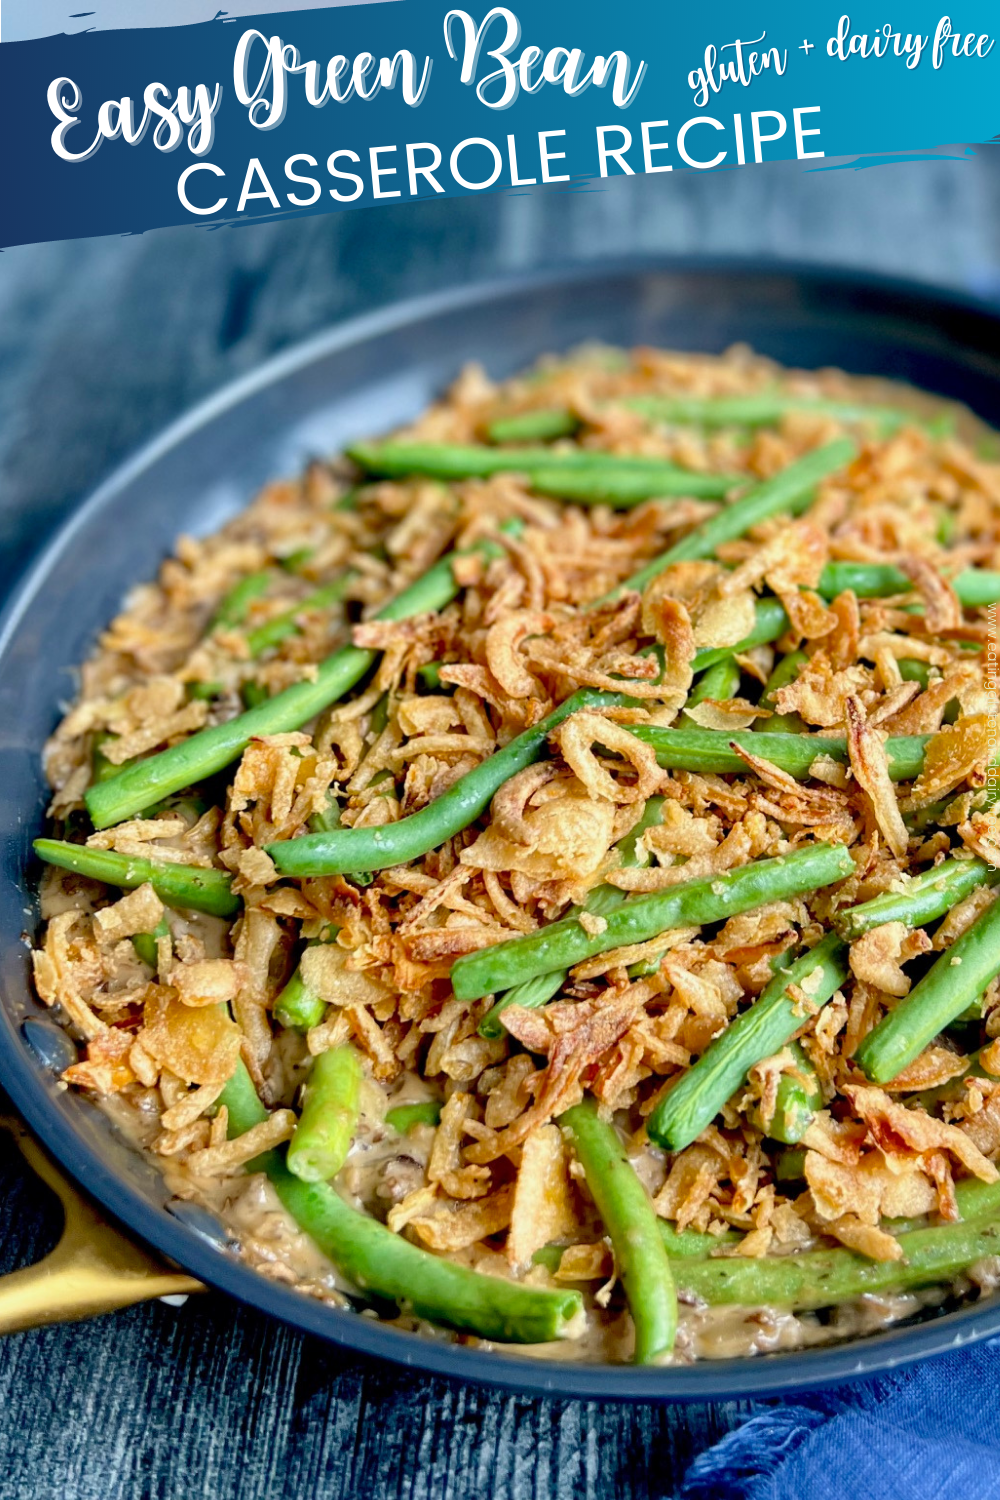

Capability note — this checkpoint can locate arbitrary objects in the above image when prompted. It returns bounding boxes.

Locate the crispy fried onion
[553,711,662,805]
[845,695,909,856]
[465,991,643,1164]
[958,811,1000,868]
[845,1084,999,1182]
[908,715,997,808]
[848,921,932,997]
[894,555,962,633]
[484,609,554,699]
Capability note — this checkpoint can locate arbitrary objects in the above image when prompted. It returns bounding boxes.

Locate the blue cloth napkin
[680,1341,1000,1500]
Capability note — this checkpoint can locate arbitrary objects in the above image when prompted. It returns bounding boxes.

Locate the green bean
[631,725,929,781]
[187,680,223,702]
[835,857,1000,941]
[416,662,445,692]
[657,1223,741,1257]
[91,732,122,785]
[560,1101,676,1362]
[487,409,580,444]
[271,972,322,1032]
[273,927,339,1031]
[607,439,856,600]
[690,599,791,672]
[209,570,272,631]
[774,1148,807,1185]
[385,1101,442,1133]
[757,649,807,733]
[818,562,1000,607]
[216,1064,584,1344]
[312,699,389,880]
[525,465,741,505]
[647,935,848,1152]
[348,438,736,494]
[307,792,341,836]
[899,659,931,690]
[452,844,854,1002]
[532,1221,739,1274]
[33,838,239,919]
[267,687,628,878]
[626,392,937,434]
[627,954,663,979]
[273,964,325,1032]
[86,535,510,830]
[287,1045,363,1183]
[675,1205,1000,1311]
[240,680,269,710]
[908,780,1000,833]
[478,969,568,1043]
[855,894,1000,1084]
[911,1047,1000,1111]
[244,574,356,658]
[684,657,741,716]
[217,1058,271,1134]
[753,1042,823,1145]
[132,917,170,970]
[477,798,666,1039]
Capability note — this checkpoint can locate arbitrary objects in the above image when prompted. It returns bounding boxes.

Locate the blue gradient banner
[0,2,998,248]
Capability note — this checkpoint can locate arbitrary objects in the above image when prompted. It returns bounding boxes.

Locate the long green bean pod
[818,562,1000,607]
[91,731,122,785]
[33,839,239,919]
[525,465,740,504]
[209,570,272,631]
[477,969,569,1042]
[274,965,323,1032]
[752,1041,824,1145]
[348,438,736,495]
[631,725,929,781]
[609,438,856,599]
[245,574,356,657]
[274,924,341,1031]
[676,1207,1000,1311]
[132,917,170,970]
[647,935,848,1152]
[287,1045,363,1183]
[774,1148,807,1185]
[216,1064,584,1344]
[532,1221,740,1273]
[267,688,628,877]
[487,409,579,443]
[86,535,511,830]
[835,857,1000,941]
[683,657,741,717]
[477,797,665,1039]
[757,649,808,733]
[625,392,934,434]
[689,599,790,672]
[560,1101,676,1363]
[385,1100,442,1133]
[307,792,342,836]
[908,782,1000,834]
[899,659,932,690]
[452,844,854,1002]
[855,894,1000,1084]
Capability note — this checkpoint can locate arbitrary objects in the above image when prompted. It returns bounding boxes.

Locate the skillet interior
[4,258,1000,1400]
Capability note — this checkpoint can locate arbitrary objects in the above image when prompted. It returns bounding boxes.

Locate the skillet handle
[0,1116,202,1335]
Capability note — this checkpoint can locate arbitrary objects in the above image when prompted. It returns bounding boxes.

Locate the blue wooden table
[0,154,996,1498]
